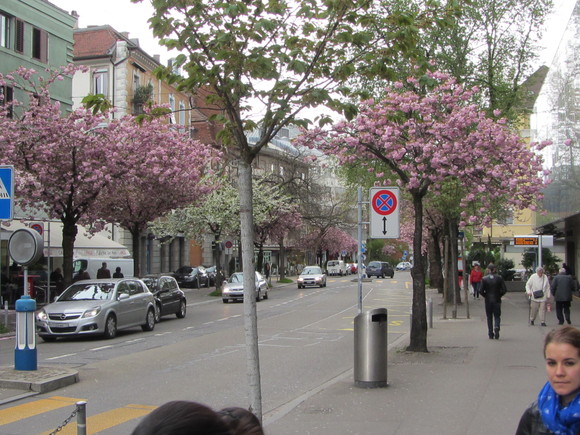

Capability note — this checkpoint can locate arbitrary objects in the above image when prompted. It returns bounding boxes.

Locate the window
[178,101,185,125]
[32,26,48,62]
[168,94,176,124]
[0,85,13,118]
[0,13,11,48]
[93,70,108,96]
[14,19,23,53]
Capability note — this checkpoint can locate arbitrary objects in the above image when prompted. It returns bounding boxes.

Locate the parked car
[366,261,394,278]
[396,261,413,271]
[141,274,187,322]
[297,266,327,288]
[222,272,268,303]
[173,266,209,288]
[36,278,156,341]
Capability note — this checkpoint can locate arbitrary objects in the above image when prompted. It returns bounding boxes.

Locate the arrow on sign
[382,217,388,235]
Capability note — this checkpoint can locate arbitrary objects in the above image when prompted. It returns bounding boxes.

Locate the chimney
[71,10,79,29]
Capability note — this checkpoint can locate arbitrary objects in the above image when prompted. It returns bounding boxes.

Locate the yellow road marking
[0,396,83,426]
[37,404,156,435]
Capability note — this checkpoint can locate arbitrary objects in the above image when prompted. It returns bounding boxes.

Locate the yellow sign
[513,236,538,246]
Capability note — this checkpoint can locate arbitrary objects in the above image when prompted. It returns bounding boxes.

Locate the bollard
[15,295,36,371]
[77,401,87,435]
[427,297,433,329]
[3,301,7,330]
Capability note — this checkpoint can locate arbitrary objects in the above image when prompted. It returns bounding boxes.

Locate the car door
[115,281,133,328]
[127,280,149,326]
[159,277,178,315]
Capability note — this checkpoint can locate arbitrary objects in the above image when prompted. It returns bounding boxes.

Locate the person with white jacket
[525,267,552,326]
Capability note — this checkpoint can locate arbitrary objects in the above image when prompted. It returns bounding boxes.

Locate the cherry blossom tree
[299,226,357,265]
[93,110,220,277]
[0,66,127,284]
[297,71,547,352]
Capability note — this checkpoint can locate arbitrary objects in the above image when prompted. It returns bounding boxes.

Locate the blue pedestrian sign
[0,166,14,221]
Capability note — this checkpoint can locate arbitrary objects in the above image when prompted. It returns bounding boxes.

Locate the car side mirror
[118,293,130,301]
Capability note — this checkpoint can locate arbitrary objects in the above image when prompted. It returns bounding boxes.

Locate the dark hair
[131,401,231,435]
[218,407,264,435]
[487,264,496,272]
[544,326,580,358]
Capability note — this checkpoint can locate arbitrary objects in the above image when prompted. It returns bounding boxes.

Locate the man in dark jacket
[480,264,507,340]
[551,267,576,325]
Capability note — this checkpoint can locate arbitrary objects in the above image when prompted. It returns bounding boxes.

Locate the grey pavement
[1,278,579,435]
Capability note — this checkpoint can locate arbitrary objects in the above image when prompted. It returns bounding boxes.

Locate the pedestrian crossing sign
[0,166,14,220]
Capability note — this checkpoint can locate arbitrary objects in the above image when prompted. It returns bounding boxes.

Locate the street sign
[0,166,14,221]
[513,236,538,246]
[30,222,44,235]
[369,187,400,239]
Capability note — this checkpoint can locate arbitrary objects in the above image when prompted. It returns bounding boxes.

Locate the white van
[72,258,134,279]
[327,260,347,276]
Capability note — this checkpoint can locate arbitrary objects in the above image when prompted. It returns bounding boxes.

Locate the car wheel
[154,303,161,323]
[263,291,268,300]
[320,283,324,288]
[256,290,261,302]
[176,300,186,318]
[390,273,394,278]
[223,299,229,303]
[41,335,57,342]
[142,308,156,332]
[104,314,117,339]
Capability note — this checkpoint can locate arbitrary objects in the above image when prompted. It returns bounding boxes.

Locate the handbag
[533,290,544,299]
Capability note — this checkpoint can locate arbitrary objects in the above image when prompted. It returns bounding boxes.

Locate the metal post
[76,401,87,435]
[460,236,470,319]
[357,187,363,314]
[443,236,449,320]
[538,233,543,270]
[427,297,433,328]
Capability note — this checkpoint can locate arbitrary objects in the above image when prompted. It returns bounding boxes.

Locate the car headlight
[297,277,304,283]
[315,277,321,283]
[82,307,101,318]
[37,309,48,321]
[222,287,231,295]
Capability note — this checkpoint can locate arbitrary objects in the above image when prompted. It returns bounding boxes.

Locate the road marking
[46,353,77,360]
[37,403,156,435]
[0,396,82,426]
[89,345,114,351]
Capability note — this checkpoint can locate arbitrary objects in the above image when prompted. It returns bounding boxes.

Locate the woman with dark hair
[131,401,231,435]
[218,407,264,435]
[516,326,580,434]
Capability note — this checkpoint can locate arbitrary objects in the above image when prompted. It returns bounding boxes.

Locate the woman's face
[546,342,580,405]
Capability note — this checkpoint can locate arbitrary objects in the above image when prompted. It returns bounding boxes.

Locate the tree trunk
[61,216,78,287]
[238,160,262,420]
[407,192,428,352]
[214,235,225,290]
[130,227,142,277]
[428,228,443,293]
[279,240,286,280]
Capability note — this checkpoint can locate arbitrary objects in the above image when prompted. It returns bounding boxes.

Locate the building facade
[0,0,75,112]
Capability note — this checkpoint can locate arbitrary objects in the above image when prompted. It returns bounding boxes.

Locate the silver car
[297,266,327,288]
[222,272,268,303]
[36,279,156,341]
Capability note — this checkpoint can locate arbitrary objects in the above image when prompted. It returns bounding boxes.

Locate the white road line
[46,353,77,360]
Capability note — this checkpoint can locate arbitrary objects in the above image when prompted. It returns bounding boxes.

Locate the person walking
[96,262,111,279]
[526,267,552,327]
[469,263,483,299]
[552,267,576,325]
[480,263,507,340]
[516,326,580,435]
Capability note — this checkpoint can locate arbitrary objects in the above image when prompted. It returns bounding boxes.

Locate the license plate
[49,322,69,328]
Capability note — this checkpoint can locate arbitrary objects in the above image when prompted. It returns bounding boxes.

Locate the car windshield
[327,261,338,266]
[229,273,243,283]
[302,267,322,275]
[141,278,157,290]
[176,267,192,274]
[58,283,115,301]
[368,262,380,267]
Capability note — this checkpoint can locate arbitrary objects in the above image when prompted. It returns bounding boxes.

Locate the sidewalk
[264,288,577,434]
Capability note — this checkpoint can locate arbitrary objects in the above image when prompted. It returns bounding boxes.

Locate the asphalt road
[0,272,413,434]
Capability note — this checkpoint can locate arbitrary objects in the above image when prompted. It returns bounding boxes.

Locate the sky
[51,0,577,68]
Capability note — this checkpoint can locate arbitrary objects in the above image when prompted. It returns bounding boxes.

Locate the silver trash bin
[354,308,388,388]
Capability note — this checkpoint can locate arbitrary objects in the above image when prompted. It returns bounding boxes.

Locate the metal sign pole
[357,187,363,314]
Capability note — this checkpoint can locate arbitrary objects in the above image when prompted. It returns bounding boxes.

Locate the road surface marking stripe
[37,404,156,435]
[0,396,83,426]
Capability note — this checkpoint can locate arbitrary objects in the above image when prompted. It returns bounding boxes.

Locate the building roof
[520,65,549,111]
[73,25,137,59]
